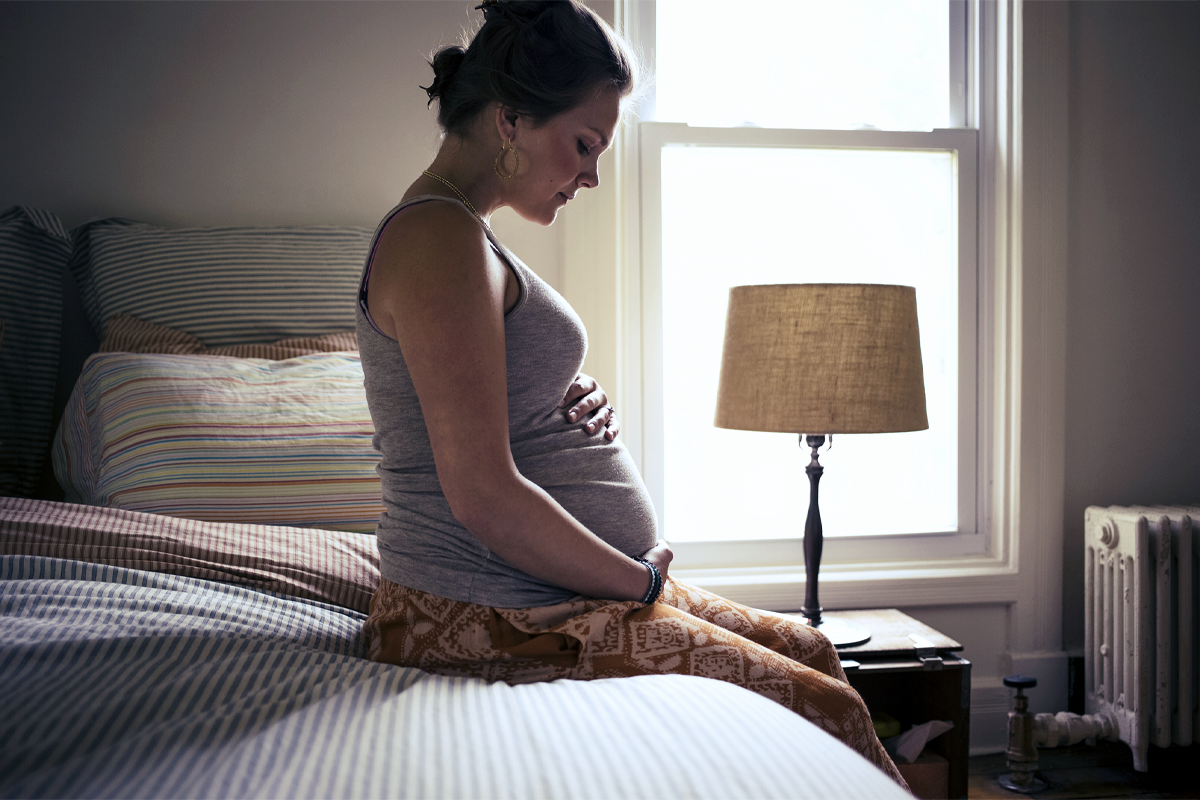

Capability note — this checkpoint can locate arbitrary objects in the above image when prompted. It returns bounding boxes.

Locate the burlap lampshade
[714,284,928,435]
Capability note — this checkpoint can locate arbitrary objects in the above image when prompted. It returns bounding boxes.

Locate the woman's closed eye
[577,140,591,155]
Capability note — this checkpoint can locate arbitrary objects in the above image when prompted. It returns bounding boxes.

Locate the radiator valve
[998,675,1048,793]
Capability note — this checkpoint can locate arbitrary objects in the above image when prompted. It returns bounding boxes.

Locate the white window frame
[639,123,981,572]
[560,0,1064,619]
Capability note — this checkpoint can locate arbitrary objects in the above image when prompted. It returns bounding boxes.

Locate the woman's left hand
[558,373,619,440]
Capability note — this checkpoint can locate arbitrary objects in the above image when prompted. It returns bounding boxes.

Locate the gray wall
[0,0,561,284]
[1062,0,1200,652]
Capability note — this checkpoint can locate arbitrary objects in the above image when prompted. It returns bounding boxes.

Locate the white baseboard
[970,679,1011,755]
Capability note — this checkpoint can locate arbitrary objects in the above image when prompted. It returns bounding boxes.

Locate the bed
[0,206,908,799]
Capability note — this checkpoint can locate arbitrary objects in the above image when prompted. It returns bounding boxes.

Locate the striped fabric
[53,351,385,533]
[0,496,379,611]
[69,220,372,345]
[0,553,904,799]
[0,206,72,497]
[101,311,358,358]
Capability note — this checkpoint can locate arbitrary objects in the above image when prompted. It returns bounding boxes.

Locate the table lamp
[713,284,929,647]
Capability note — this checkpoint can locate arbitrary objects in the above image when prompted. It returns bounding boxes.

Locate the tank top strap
[361,194,530,322]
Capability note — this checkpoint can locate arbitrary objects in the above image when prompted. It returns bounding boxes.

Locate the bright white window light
[655,0,950,131]
[660,145,958,541]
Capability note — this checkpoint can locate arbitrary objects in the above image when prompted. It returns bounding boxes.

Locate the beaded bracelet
[634,557,662,605]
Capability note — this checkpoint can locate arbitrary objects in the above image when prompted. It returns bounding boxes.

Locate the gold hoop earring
[494,138,519,180]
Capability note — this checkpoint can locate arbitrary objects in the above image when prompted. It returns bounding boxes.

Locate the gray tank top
[356,196,658,608]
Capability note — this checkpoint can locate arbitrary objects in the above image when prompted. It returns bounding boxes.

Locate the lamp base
[808,615,871,648]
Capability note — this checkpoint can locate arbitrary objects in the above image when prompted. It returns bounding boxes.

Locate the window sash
[635,123,982,571]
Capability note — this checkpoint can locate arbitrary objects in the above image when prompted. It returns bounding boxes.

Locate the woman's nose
[579,162,599,189]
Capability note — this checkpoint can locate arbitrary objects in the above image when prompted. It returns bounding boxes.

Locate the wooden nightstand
[834,609,971,800]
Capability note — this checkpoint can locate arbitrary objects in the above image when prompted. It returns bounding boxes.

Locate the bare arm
[367,204,668,601]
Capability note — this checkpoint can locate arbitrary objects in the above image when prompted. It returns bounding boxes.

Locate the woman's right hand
[639,540,674,583]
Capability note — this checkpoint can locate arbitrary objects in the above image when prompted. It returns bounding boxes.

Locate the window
[623,1,986,573]
[654,0,959,132]
[583,0,1062,693]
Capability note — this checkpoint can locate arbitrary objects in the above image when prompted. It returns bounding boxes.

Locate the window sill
[671,554,1019,612]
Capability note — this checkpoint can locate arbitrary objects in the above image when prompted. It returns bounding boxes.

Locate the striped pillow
[100,312,358,358]
[53,351,385,533]
[70,221,372,345]
[0,206,72,497]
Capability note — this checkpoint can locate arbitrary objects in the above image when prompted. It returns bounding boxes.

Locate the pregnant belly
[515,439,659,557]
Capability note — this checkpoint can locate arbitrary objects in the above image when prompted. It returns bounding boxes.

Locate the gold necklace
[422,170,484,221]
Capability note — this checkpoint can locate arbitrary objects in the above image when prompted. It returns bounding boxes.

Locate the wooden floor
[968,741,1199,799]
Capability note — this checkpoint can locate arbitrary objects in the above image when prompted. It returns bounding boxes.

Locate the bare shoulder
[366,199,508,339]
[373,200,491,280]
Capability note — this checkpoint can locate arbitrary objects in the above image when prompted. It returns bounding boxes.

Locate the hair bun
[475,0,508,23]
[476,0,521,24]
[477,0,554,29]
[424,0,636,136]
[422,45,467,105]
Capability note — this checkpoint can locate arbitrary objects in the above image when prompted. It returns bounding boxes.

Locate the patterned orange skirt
[365,575,909,790]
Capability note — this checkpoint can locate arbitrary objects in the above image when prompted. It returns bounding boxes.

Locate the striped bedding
[70,221,370,345]
[0,498,907,800]
[53,350,385,533]
[99,312,360,359]
[0,496,378,611]
[0,206,72,497]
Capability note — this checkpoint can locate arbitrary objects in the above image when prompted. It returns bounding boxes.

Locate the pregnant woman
[356,0,906,788]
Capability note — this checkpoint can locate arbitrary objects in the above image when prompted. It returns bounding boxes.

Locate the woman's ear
[494,103,520,142]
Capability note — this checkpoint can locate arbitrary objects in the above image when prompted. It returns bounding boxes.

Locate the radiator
[1083,504,1199,771]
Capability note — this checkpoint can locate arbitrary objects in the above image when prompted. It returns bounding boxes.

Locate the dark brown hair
[422,0,637,136]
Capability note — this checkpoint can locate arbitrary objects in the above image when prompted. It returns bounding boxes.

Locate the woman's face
[503,87,622,226]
